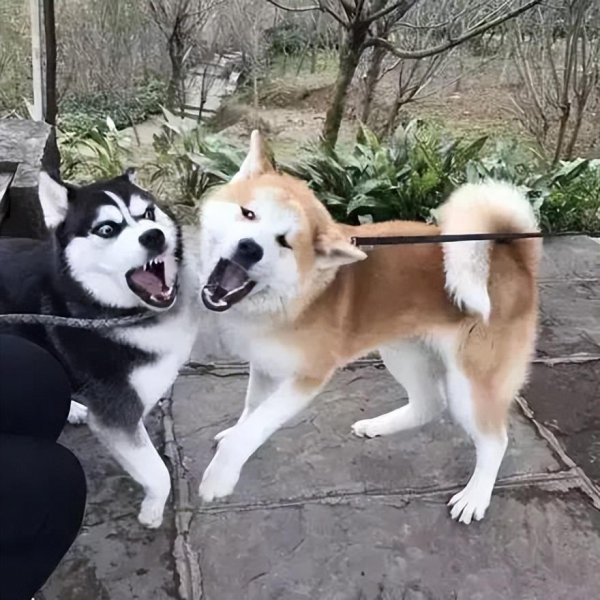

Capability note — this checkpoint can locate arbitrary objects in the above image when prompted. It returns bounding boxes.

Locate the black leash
[351,231,599,247]
[0,311,155,331]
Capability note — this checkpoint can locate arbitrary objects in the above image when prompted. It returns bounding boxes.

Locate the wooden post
[29,0,45,121]
[43,0,57,125]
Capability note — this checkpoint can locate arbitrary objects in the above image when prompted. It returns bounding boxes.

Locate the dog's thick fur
[0,171,199,528]
[197,131,540,524]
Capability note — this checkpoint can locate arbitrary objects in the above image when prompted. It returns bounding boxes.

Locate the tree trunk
[564,96,585,159]
[322,31,364,149]
[385,93,402,137]
[360,45,386,124]
[167,32,186,112]
[43,0,57,125]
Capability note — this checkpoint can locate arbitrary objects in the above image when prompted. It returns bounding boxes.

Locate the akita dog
[197,132,540,524]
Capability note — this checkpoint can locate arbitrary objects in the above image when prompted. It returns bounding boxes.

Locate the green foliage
[58,117,132,181]
[148,108,245,220]
[57,116,598,234]
[284,122,489,224]
[59,77,167,135]
[281,123,599,233]
[469,142,600,232]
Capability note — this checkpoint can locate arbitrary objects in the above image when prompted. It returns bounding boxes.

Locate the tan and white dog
[197,131,540,524]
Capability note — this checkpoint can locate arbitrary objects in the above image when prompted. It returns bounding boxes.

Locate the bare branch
[265,0,320,12]
[364,0,542,59]
[364,0,421,26]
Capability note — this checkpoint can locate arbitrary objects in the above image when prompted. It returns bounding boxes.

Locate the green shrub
[58,77,167,135]
[284,122,488,224]
[67,116,598,234]
[284,124,600,233]
[58,117,132,181]
[148,108,245,220]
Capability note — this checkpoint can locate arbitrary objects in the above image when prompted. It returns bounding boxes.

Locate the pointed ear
[315,231,367,269]
[231,130,275,182]
[38,171,69,229]
[123,167,137,183]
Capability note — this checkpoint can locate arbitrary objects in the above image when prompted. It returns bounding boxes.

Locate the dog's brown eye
[143,207,156,221]
[276,234,291,249]
[241,207,255,220]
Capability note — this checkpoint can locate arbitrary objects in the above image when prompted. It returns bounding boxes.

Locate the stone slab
[172,366,562,506]
[191,489,600,600]
[0,120,59,238]
[537,280,600,357]
[524,362,600,486]
[42,409,177,599]
[539,237,600,281]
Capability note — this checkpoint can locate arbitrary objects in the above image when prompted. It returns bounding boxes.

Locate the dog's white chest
[220,319,300,378]
[117,307,198,411]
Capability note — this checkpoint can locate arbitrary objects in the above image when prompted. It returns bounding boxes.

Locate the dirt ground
[215,52,600,161]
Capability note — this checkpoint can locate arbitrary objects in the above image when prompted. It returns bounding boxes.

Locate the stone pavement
[44,238,600,600]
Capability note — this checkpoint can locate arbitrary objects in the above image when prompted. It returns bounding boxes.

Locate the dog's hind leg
[67,400,88,425]
[352,340,444,438]
[214,366,278,442]
[444,361,508,524]
[88,416,171,528]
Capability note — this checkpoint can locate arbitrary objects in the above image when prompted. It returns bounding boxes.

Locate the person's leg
[0,436,86,600]
[0,334,71,439]
[0,334,86,599]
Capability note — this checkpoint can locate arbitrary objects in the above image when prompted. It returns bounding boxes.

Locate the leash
[351,230,599,247]
[0,311,156,331]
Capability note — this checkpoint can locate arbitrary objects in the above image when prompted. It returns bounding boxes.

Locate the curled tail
[439,181,540,322]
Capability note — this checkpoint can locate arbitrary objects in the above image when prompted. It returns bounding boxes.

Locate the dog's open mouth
[126,255,177,309]
[201,258,256,312]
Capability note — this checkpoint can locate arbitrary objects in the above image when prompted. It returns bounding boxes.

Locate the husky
[195,131,540,524]
[0,170,200,528]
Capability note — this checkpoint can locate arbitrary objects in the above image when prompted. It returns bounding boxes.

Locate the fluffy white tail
[439,181,539,322]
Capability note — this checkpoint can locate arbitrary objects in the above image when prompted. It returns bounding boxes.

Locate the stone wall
[0,120,59,238]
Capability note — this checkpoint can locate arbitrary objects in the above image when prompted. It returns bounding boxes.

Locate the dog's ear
[314,230,367,269]
[231,130,275,182]
[38,171,70,229]
[123,167,137,183]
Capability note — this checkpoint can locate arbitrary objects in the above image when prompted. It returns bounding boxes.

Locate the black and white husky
[0,171,199,528]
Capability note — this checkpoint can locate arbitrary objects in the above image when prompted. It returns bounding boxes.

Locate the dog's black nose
[235,238,263,265]
[139,228,166,252]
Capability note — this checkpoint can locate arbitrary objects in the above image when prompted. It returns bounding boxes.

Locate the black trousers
[0,334,86,600]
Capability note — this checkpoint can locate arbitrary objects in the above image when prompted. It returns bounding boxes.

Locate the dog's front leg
[89,416,171,528]
[199,376,322,501]
[214,365,279,442]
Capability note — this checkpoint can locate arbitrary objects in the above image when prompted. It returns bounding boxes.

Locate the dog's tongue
[130,268,163,296]
[202,258,256,312]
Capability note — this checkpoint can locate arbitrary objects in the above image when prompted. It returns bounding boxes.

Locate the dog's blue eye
[143,207,156,221]
[93,222,118,238]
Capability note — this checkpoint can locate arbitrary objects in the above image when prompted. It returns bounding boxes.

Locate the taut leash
[351,231,599,247]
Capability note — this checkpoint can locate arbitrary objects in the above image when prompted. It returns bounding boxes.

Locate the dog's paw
[448,482,491,525]
[68,401,88,425]
[138,498,164,529]
[214,426,235,443]
[351,418,382,439]
[199,462,240,502]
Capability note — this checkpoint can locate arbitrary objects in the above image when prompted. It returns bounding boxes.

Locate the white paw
[68,401,88,425]
[214,426,235,443]
[448,481,491,524]
[199,461,240,502]
[138,497,165,529]
[351,418,382,439]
